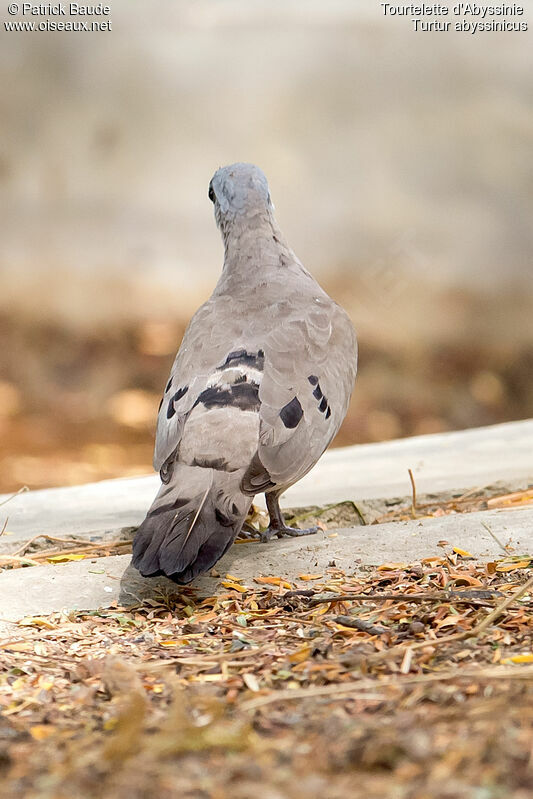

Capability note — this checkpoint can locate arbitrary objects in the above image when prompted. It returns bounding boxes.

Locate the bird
[132,163,357,584]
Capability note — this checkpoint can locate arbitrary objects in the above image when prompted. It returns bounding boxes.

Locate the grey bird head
[208,163,272,234]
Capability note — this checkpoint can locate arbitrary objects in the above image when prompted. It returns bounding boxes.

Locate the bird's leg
[235,493,320,542]
[235,520,260,541]
[261,491,320,543]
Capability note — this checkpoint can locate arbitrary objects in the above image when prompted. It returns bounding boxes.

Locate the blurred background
[0,0,532,493]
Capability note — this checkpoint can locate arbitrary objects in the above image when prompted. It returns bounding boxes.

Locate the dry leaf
[289,645,312,664]
[221,581,248,593]
[486,489,533,509]
[501,654,533,664]
[496,560,531,572]
[0,640,34,652]
[242,673,260,692]
[448,573,483,587]
[435,615,463,629]
[453,547,473,557]
[18,617,57,629]
[400,648,413,674]
[47,553,86,563]
[255,576,292,589]
[29,725,55,741]
[377,563,408,571]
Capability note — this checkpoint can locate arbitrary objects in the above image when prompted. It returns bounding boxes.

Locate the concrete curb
[1,506,531,622]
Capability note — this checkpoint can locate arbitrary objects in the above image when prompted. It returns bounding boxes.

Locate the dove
[132,163,357,584]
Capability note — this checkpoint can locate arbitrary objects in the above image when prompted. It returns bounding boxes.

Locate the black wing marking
[279,396,303,429]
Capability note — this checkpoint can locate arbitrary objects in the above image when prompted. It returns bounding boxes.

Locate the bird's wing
[241,296,357,494]
[154,298,229,473]
[153,294,264,476]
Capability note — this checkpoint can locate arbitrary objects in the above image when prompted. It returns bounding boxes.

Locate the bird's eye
[208,185,215,203]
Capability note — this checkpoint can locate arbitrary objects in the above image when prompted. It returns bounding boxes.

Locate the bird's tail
[132,465,251,584]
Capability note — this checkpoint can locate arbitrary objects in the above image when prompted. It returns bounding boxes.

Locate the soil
[1,557,533,799]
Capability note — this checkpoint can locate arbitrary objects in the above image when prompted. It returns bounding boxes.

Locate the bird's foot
[236,523,320,543]
[259,524,320,543]
[236,522,263,542]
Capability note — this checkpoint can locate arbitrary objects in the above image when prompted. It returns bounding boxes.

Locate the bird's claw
[260,525,320,542]
[237,524,320,543]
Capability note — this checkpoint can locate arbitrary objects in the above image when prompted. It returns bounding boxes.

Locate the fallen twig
[0,554,42,567]
[0,486,29,508]
[486,488,533,509]
[284,500,367,527]
[481,520,511,556]
[136,644,273,672]
[11,537,132,559]
[408,468,417,518]
[307,589,504,608]
[12,534,91,557]
[240,663,533,711]
[366,574,533,666]
[333,616,388,635]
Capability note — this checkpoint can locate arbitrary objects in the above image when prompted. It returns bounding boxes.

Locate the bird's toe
[260,524,320,542]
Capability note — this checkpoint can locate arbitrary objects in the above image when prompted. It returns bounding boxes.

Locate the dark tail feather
[132,469,250,583]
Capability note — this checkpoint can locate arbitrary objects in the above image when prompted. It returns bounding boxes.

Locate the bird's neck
[216,212,294,292]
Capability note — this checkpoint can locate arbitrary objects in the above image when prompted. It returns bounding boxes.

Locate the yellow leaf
[501,654,533,664]
[30,725,55,741]
[159,640,181,647]
[47,553,86,563]
[221,581,248,593]
[255,576,292,589]
[298,574,323,581]
[225,574,242,582]
[453,547,473,557]
[289,645,312,665]
[377,562,407,571]
[18,617,57,629]
[496,560,531,572]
